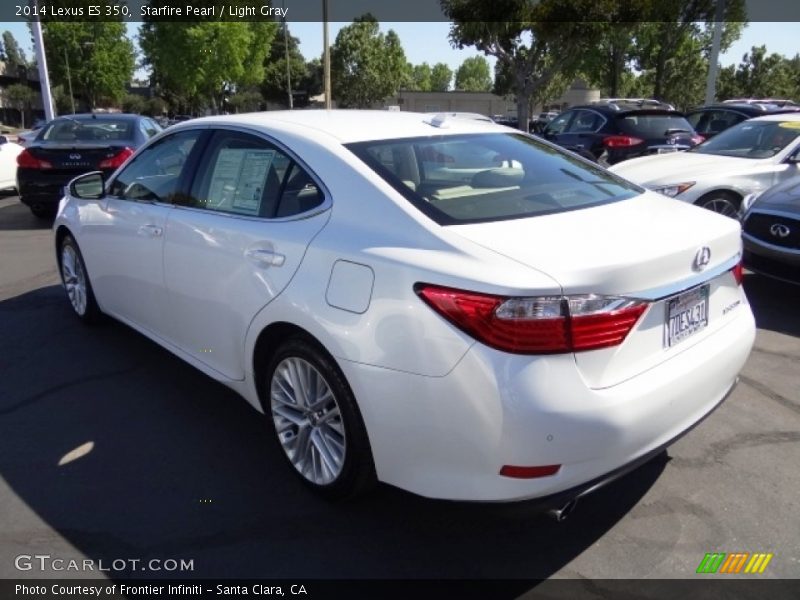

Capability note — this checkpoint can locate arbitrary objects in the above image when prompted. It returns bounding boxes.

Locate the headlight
[649,182,695,197]
[740,192,759,215]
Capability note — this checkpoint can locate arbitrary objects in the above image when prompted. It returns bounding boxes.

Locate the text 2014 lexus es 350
[54,111,755,509]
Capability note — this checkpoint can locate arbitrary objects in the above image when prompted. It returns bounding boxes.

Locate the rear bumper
[342,305,755,502]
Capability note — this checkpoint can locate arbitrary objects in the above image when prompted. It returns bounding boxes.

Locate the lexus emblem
[770,223,791,238]
[69,153,81,160]
[693,246,712,271]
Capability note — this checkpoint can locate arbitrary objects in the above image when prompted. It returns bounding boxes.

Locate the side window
[565,110,603,133]
[190,131,323,219]
[109,129,201,202]
[544,111,573,135]
[139,118,161,138]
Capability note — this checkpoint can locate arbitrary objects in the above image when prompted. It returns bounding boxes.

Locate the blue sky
[2,20,798,81]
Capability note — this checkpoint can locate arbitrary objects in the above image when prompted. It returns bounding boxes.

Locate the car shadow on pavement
[0,197,52,231]
[0,285,665,582]
[743,273,800,338]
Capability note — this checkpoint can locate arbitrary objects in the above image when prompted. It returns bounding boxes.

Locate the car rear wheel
[59,235,102,323]
[696,191,740,219]
[266,336,376,499]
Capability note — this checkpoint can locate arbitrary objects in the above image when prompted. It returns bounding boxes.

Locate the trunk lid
[27,143,127,172]
[448,192,746,388]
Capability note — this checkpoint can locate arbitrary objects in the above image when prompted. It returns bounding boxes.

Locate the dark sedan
[17,113,161,217]
[741,176,800,285]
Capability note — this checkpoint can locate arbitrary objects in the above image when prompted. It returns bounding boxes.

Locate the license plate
[664,284,709,347]
[657,147,679,154]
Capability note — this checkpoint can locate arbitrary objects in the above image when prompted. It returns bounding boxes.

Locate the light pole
[322,0,331,109]
[64,47,75,114]
[283,3,293,110]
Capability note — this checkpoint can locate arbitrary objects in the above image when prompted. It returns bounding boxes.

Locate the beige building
[387,78,600,118]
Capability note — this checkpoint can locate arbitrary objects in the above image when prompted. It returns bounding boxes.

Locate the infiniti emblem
[693,246,711,271]
[770,223,791,238]
[69,153,82,160]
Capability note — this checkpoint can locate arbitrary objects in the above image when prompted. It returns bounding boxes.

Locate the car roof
[50,113,143,121]
[689,103,799,115]
[173,110,506,143]
[569,104,683,116]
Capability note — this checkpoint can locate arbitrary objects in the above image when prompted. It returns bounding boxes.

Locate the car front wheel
[59,234,101,323]
[266,336,376,499]
[696,191,740,219]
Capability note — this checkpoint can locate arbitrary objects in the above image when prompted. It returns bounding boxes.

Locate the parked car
[610,114,800,218]
[17,113,162,218]
[54,111,754,506]
[686,102,800,140]
[740,176,800,284]
[539,101,702,165]
[0,136,23,191]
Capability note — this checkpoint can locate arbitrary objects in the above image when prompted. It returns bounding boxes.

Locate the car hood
[609,151,765,185]
[752,176,800,212]
[448,191,742,296]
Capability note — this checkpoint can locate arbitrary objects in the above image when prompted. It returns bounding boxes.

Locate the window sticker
[207,148,276,214]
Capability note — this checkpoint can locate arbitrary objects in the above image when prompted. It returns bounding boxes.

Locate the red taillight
[17,149,53,169]
[415,284,648,355]
[732,262,744,286]
[500,464,561,479]
[99,147,134,169]
[691,134,705,145]
[603,135,644,148]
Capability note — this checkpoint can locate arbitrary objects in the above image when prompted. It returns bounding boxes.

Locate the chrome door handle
[245,248,285,267]
[138,224,163,237]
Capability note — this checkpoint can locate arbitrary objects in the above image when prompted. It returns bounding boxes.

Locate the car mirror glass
[69,171,105,199]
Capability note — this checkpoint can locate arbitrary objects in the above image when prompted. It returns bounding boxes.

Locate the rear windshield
[40,117,135,143]
[346,133,642,225]
[618,113,694,138]
[690,120,800,158]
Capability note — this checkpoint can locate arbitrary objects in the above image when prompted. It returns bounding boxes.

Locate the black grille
[743,212,800,250]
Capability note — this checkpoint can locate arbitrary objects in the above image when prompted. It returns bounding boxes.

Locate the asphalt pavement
[1,195,798,588]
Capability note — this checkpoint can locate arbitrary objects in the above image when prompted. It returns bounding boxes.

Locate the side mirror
[787,149,800,164]
[69,171,105,199]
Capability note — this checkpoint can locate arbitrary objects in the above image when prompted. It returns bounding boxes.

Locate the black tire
[695,191,741,219]
[59,234,102,324]
[264,336,376,500]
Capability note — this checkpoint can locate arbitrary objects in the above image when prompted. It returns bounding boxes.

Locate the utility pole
[283,10,293,109]
[31,3,55,120]
[704,0,726,105]
[323,0,331,109]
[64,48,75,113]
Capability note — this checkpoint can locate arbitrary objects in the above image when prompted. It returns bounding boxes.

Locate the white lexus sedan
[610,114,800,218]
[54,111,755,510]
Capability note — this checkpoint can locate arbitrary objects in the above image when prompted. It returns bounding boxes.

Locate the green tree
[454,56,492,91]
[121,93,146,114]
[298,58,324,101]
[430,62,453,91]
[442,0,611,129]
[2,31,28,71]
[408,63,433,91]
[330,15,408,108]
[42,22,134,109]
[4,83,35,127]
[262,25,307,106]
[140,20,278,113]
[729,46,795,99]
[144,97,167,117]
[228,89,264,113]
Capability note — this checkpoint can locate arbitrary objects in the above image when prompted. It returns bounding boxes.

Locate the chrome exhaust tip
[547,498,578,522]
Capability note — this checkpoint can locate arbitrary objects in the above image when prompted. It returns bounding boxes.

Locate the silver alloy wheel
[270,357,346,485]
[61,245,88,316]
[701,197,739,218]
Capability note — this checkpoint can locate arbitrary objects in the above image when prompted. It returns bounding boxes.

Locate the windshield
[691,120,800,158]
[618,114,694,137]
[346,133,642,225]
[40,117,135,143]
